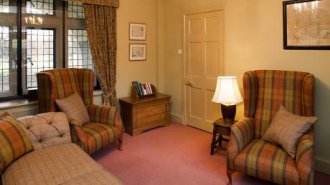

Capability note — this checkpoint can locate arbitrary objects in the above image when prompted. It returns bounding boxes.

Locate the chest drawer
[119,94,171,136]
[135,100,168,128]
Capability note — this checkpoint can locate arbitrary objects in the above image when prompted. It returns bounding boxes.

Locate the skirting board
[170,113,183,123]
[316,157,330,175]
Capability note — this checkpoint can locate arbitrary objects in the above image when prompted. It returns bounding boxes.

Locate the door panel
[185,10,224,132]
[190,88,204,119]
[189,17,203,40]
[189,42,203,76]
[205,15,220,38]
[205,42,220,78]
[206,90,221,122]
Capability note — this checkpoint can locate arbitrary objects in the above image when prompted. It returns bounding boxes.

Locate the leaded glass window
[26,0,54,15]
[26,28,54,89]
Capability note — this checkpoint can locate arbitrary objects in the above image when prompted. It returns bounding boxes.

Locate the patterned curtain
[83,4,118,106]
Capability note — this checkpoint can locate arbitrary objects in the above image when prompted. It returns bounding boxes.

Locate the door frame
[182,5,227,126]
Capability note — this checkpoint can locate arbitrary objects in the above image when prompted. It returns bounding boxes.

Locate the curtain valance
[64,0,119,7]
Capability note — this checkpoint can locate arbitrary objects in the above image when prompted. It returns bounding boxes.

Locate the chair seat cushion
[234,139,299,185]
[83,123,116,154]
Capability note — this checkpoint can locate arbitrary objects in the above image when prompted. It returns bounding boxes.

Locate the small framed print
[129,22,146,40]
[129,44,146,61]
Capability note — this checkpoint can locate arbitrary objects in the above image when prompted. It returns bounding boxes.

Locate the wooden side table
[210,118,235,155]
[119,93,171,136]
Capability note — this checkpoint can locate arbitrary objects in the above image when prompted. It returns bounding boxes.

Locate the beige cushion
[17,112,71,150]
[263,105,317,158]
[3,144,123,185]
[56,92,90,125]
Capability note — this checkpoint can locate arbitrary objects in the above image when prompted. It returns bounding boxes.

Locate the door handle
[185,81,193,86]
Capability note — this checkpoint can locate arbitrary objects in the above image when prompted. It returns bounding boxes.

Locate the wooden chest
[119,93,171,136]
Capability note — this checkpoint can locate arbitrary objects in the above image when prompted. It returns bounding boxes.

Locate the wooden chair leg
[117,139,123,151]
[227,170,233,185]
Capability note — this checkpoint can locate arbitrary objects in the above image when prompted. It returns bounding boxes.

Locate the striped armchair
[37,68,123,154]
[227,70,315,185]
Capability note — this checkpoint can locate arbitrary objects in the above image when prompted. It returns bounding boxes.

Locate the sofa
[1,112,122,185]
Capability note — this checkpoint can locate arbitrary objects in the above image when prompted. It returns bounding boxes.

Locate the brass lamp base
[221,104,236,123]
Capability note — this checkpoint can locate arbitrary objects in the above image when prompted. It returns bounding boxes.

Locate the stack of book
[132,81,154,97]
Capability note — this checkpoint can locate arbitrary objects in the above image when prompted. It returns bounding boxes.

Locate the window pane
[26,0,54,15]
[0,1,18,98]
[26,28,54,89]
[0,0,9,13]
[0,26,10,92]
[68,29,93,70]
[68,2,84,19]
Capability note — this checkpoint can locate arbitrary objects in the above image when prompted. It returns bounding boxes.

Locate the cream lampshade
[212,76,243,123]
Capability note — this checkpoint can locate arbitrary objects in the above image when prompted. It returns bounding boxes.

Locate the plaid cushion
[235,139,299,185]
[83,123,116,154]
[243,70,315,139]
[0,113,32,172]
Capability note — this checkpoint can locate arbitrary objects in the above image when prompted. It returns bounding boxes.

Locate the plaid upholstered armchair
[227,70,315,185]
[37,68,123,154]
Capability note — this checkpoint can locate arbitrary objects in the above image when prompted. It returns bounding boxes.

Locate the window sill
[94,90,103,96]
[0,90,103,111]
[0,99,38,110]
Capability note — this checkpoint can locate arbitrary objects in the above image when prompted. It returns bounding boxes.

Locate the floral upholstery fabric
[227,70,315,185]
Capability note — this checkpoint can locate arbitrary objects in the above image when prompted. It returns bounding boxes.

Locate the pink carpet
[92,123,330,185]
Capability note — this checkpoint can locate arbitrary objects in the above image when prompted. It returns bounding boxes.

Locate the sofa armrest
[296,132,314,185]
[227,117,254,170]
[69,119,88,152]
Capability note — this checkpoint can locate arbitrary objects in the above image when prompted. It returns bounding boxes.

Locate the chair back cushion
[243,70,315,138]
[37,68,94,113]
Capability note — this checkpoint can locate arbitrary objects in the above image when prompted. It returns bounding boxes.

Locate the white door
[184,10,225,132]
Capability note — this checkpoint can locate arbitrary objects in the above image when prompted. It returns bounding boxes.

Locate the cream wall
[116,0,159,98]
[161,0,330,174]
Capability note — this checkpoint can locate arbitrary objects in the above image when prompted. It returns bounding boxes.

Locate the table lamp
[212,76,243,123]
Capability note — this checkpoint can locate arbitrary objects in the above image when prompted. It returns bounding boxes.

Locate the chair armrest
[87,104,123,139]
[227,117,254,170]
[87,104,117,126]
[69,119,88,152]
[296,132,314,185]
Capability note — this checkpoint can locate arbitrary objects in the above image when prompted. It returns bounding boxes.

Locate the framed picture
[129,44,146,61]
[283,0,330,50]
[129,22,147,40]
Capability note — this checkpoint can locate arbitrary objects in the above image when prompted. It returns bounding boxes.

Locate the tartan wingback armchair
[37,68,123,154]
[227,70,315,185]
